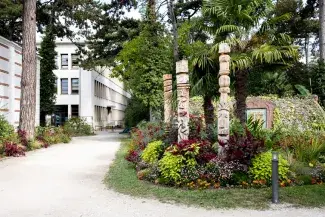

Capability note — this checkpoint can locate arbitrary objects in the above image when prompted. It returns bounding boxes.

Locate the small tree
[39,25,57,125]
[112,0,173,116]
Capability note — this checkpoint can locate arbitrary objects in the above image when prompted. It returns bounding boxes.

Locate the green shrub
[0,115,16,144]
[296,175,313,185]
[59,133,71,143]
[141,140,163,164]
[137,164,160,181]
[29,140,43,150]
[293,137,325,164]
[291,161,325,184]
[63,117,93,136]
[249,151,289,182]
[159,152,185,184]
[36,126,71,145]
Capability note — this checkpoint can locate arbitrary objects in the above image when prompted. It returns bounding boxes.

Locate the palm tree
[191,47,219,127]
[203,0,299,125]
[178,19,219,128]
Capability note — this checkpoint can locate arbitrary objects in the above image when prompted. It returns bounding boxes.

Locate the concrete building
[0,36,40,127]
[42,40,130,128]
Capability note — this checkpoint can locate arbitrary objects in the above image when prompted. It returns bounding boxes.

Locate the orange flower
[214,183,220,189]
[259,180,266,185]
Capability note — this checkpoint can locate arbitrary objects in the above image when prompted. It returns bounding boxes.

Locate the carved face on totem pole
[218,101,229,141]
[176,60,190,142]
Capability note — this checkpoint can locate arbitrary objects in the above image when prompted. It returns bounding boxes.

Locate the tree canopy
[39,25,57,125]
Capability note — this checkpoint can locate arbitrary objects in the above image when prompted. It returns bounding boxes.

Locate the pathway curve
[0,132,324,217]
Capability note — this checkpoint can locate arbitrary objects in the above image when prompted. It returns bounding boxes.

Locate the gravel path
[0,132,324,217]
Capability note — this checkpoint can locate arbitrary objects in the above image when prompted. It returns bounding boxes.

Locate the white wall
[79,69,94,126]
[92,69,130,127]
[53,42,80,112]
[0,36,40,127]
[42,41,131,128]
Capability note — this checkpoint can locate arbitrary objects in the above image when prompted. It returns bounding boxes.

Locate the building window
[71,54,79,69]
[94,81,97,97]
[71,105,79,117]
[71,78,79,94]
[61,78,68,94]
[61,54,68,69]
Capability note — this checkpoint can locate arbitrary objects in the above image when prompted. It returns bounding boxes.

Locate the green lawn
[104,139,325,209]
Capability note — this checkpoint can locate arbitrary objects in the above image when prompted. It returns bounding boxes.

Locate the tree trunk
[168,0,179,63]
[235,70,248,125]
[305,35,309,65]
[320,0,325,61]
[203,95,214,127]
[20,0,37,139]
[9,18,15,42]
[148,0,156,23]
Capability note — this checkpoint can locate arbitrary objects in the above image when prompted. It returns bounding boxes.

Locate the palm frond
[252,44,298,64]
[295,84,311,96]
[202,0,229,17]
[231,53,253,71]
[215,25,244,35]
[258,13,292,34]
[211,36,248,53]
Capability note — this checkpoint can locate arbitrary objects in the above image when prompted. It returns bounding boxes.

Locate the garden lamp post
[272,151,279,203]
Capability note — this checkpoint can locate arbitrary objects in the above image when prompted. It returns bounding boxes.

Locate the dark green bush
[124,97,150,127]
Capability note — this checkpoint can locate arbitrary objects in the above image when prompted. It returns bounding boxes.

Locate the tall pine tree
[39,26,57,125]
[20,0,37,139]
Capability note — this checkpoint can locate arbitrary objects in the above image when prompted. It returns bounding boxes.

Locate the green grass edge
[104,138,325,210]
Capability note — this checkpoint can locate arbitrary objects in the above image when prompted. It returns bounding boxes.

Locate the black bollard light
[272,151,279,203]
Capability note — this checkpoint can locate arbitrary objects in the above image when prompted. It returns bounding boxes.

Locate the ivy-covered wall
[189,96,325,131]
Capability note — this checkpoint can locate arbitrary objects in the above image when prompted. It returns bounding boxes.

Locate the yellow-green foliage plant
[159,152,185,183]
[30,140,43,150]
[249,151,289,182]
[141,140,163,164]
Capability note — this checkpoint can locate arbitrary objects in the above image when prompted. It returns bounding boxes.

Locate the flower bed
[125,116,325,189]
[0,117,93,158]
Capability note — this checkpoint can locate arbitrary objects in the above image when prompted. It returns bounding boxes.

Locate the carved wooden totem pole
[176,60,190,142]
[218,43,231,143]
[163,74,173,127]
